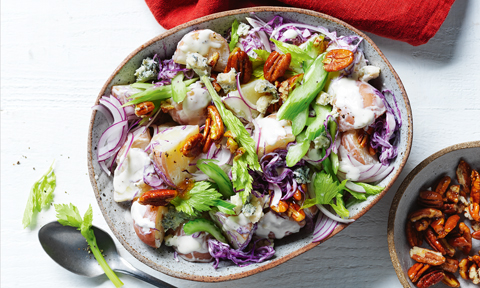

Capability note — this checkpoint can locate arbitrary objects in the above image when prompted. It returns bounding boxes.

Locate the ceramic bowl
[388,141,480,287]
[88,7,412,282]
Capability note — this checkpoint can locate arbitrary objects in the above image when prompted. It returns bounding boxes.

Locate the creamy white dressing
[256,116,292,146]
[165,234,208,255]
[131,201,155,234]
[338,145,361,180]
[224,213,252,231]
[169,83,211,125]
[329,78,376,129]
[255,211,301,239]
[113,148,151,202]
[176,30,222,63]
[283,29,298,39]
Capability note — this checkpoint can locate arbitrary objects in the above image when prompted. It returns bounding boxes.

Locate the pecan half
[439,238,456,257]
[409,208,443,222]
[278,73,303,102]
[410,246,446,266]
[407,220,423,247]
[435,176,451,196]
[445,185,460,203]
[264,51,291,83]
[459,258,470,280]
[448,222,472,255]
[444,214,460,235]
[472,230,480,240]
[472,169,480,204]
[408,263,431,283]
[442,203,462,214]
[441,258,459,273]
[425,227,446,255]
[323,49,354,72]
[430,216,446,237]
[415,218,432,232]
[286,202,305,222]
[135,101,155,117]
[270,200,288,213]
[180,133,204,158]
[138,189,178,206]
[418,190,443,208]
[206,105,224,142]
[442,272,460,287]
[456,160,472,194]
[224,47,252,84]
[416,270,445,288]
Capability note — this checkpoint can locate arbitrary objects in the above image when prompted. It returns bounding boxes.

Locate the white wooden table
[2,0,479,287]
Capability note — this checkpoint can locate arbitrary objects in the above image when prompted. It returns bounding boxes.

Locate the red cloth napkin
[145,0,456,46]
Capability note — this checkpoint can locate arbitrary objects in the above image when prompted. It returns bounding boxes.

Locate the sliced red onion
[235,74,257,110]
[312,212,338,242]
[223,96,253,122]
[317,204,354,224]
[269,183,282,208]
[362,165,394,183]
[97,120,128,161]
[143,161,165,188]
[246,17,272,52]
[212,148,233,167]
[116,132,134,171]
[92,104,114,124]
[99,97,125,122]
[345,181,366,193]
[355,163,384,182]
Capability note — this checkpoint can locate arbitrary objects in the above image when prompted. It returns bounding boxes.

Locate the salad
[93,15,402,268]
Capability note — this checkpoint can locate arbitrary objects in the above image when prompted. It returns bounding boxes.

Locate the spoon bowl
[38,221,175,287]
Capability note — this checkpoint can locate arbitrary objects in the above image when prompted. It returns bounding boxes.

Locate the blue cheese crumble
[216,68,237,93]
[186,52,211,76]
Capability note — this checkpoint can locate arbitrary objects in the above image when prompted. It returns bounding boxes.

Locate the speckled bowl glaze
[88,7,412,282]
[388,141,480,288]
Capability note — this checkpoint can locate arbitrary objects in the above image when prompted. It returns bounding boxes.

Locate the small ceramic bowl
[388,141,480,287]
[88,7,413,282]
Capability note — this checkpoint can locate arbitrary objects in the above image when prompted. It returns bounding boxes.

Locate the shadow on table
[366,0,469,65]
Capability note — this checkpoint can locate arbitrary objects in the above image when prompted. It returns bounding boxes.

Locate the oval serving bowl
[88,7,412,282]
[388,141,480,287]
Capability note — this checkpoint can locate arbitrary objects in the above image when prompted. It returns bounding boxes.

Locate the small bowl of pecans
[388,141,480,288]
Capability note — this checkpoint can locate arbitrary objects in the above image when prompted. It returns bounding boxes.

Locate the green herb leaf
[253,49,271,61]
[55,204,123,288]
[345,187,367,201]
[229,19,240,51]
[170,181,223,216]
[330,194,349,218]
[55,203,83,227]
[354,182,385,195]
[22,162,56,229]
[301,172,346,209]
[270,38,313,62]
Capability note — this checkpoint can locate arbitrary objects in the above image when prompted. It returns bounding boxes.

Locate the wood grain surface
[1,0,479,287]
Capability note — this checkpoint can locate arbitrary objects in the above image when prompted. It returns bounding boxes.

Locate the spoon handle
[116,258,176,288]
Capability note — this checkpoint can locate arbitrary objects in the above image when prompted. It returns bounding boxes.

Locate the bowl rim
[87,6,413,282]
[387,140,480,287]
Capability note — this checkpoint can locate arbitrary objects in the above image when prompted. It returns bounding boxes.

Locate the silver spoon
[38,221,176,288]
